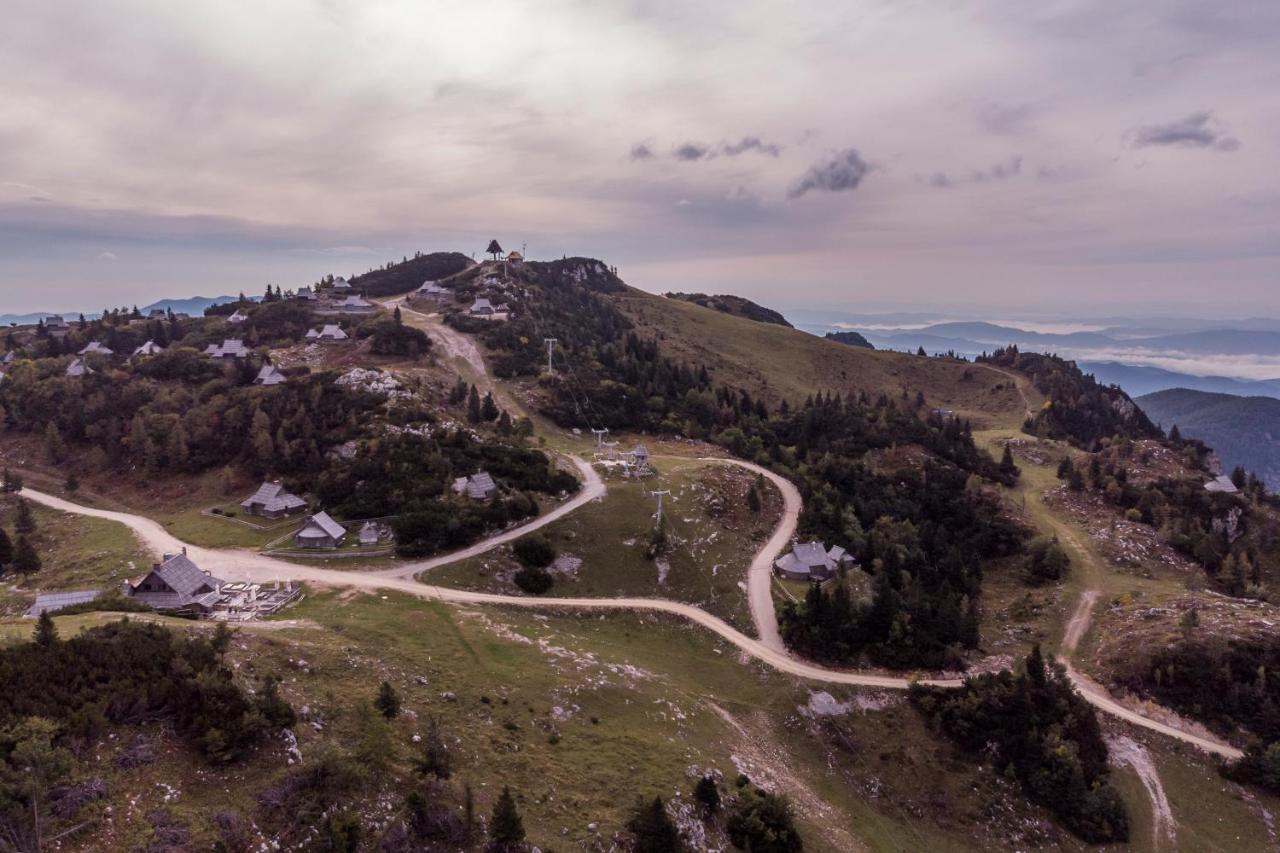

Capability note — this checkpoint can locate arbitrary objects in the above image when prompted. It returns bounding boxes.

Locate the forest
[911,647,1129,843]
[312,431,579,557]
[978,346,1161,447]
[1121,635,1280,793]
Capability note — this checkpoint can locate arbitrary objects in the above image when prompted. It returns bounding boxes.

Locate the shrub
[512,534,555,568]
[513,565,553,595]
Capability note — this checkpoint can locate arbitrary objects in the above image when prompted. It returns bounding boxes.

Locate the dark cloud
[673,142,712,161]
[927,173,951,188]
[720,136,782,157]
[1130,112,1240,151]
[629,142,655,160]
[787,149,871,199]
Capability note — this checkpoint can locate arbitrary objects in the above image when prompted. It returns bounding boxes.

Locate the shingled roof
[127,553,224,611]
[297,511,346,541]
[241,481,306,514]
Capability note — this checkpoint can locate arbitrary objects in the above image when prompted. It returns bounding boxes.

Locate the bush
[513,565,553,594]
[1025,536,1070,583]
[725,781,803,852]
[512,534,556,568]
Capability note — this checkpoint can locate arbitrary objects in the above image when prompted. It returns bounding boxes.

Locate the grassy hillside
[665,292,793,327]
[1138,388,1280,488]
[614,288,1029,428]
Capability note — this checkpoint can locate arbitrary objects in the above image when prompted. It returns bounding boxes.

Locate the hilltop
[1138,388,1280,488]
[665,292,793,327]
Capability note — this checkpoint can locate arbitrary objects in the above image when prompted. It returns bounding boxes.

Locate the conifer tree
[14,535,40,575]
[14,498,36,535]
[467,385,482,423]
[415,716,452,779]
[481,392,499,422]
[375,680,401,720]
[626,796,683,852]
[34,610,57,647]
[0,528,13,571]
[489,786,525,845]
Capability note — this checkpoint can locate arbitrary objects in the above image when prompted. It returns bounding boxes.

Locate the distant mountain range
[0,295,242,327]
[1137,389,1280,489]
[1081,363,1280,399]
[795,317,1280,401]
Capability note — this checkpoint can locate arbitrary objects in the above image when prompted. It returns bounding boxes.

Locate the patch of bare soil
[706,702,868,853]
[1044,485,1196,579]
[1107,733,1176,848]
[1005,437,1057,467]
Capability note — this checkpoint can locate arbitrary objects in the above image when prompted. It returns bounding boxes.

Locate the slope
[1138,388,1280,488]
[613,288,1027,428]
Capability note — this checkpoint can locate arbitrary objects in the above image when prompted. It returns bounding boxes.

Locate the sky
[1,0,1278,316]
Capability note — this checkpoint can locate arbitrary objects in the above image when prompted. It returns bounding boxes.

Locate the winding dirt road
[19,459,1242,758]
[697,457,799,651]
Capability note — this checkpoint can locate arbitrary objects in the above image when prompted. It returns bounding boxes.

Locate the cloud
[644,137,781,162]
[787,149,871,199]
[673,142,712,161]
[95,251,117,261]
[977,102,1033,135]
[1129,111,1241,151]
[921,156,1022,189]
[721,136,782,157]
[972,155,1023,182]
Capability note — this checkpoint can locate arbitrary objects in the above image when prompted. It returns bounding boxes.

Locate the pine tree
[481,392,499,422]
[0,528,12,571]
[14,535,40,575]
[34,610,57,646]
[747,486,761,513]
[626,796,683,852]
[486,239,504,261]
[489,786,525,845]
[467,385,482,423]
[14,499,36,535]
[694,775,720,815]
[375,680,401,719]
[393,306,403,325]
[415,716,452,779]
[44,422,66,465]
[64,472,79,494]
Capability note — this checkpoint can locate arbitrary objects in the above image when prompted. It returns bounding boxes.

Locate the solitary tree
[467,385,482,423]
[375,680,401,720]
[14,535,40,575]
[14,499,36,535]
[34,610,57,647]
[486,239,504,261]
[747,486,761,513]
[489,786,525,847]
[694,775,721,815]
[627,796,683,852]
[0,527,13,573]
[415,716,452,779]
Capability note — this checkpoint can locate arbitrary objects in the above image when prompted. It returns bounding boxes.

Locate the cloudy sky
[2,0,1277,316]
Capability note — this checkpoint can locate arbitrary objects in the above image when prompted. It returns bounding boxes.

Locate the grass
[0,495,154,615]
[427,455,782,634]
[614,289,1028,428]
[10,592,1249,852]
